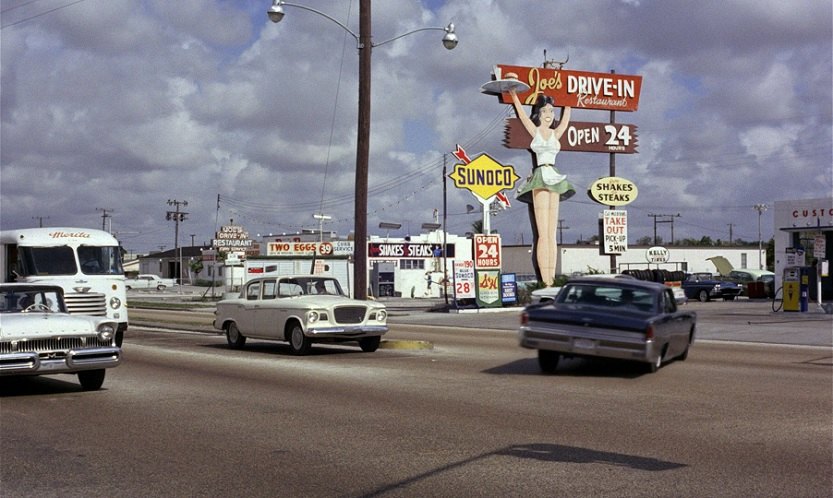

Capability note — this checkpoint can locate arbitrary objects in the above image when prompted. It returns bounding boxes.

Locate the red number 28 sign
[474,234,501,270]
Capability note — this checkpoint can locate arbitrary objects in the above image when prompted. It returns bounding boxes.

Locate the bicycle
[771,286,783,312]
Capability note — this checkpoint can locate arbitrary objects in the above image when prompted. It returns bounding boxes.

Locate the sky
[1,0,831,255]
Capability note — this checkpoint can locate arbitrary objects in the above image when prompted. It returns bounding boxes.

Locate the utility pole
[32,216,49,228]
[648,213,681,245]
[96,208,113,233]
[167,199,188,287]
[727,223,735,245]
[557,219,569,245]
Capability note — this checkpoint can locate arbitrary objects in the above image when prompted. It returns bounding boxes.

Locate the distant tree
[636,236,653,246]
[472,220,483,234]
[699,236,714,246]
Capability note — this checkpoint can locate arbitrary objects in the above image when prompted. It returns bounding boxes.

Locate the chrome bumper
[519,325,658,363]
[307,324,388,339]
[0,347,121,375]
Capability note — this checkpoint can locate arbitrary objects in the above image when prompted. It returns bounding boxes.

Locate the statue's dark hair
[530,94,556,128]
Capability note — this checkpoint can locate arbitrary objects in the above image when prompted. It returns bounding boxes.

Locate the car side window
[278,281,304,297]
[262,280,277,300]
[246,281,261,300]
[662,290,677,313]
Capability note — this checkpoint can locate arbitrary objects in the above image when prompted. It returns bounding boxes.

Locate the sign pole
[608,69,617,274]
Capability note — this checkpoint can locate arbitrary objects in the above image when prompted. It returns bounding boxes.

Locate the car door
[661,288,690,356]
[254,279,282,339]
[235,280,261,335]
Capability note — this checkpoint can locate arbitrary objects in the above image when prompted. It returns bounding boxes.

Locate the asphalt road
[1,306,831,497]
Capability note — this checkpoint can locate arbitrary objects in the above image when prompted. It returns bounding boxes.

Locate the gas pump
[783,267,810,312]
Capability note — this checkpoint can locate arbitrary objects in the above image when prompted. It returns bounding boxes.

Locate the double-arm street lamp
[267,0,458,299]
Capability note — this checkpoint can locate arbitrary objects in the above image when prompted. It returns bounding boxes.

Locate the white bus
[1,227,128,345]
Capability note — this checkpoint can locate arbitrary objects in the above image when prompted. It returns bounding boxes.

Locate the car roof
[565,276,668,291]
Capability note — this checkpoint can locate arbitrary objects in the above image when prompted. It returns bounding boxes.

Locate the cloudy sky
[2,0,831,254]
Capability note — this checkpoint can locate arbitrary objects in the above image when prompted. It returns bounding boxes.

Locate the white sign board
[602,210,628,254]
[646,246,670,264]
[453,260,476,299]
[814,235,826,259]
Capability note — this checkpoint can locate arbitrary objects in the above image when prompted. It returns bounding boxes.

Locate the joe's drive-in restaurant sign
[493,64,642,111]
[496,64,641,154]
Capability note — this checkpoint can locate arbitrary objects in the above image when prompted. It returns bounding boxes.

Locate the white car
[213,276,388,355]
[125,274,177,291]
[0,284,121,390]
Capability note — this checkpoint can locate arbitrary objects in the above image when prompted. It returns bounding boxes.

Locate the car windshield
[0,288,65,313]
[556,283,656,312]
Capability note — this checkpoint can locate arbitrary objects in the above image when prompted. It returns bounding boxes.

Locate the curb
[379,339,434,350]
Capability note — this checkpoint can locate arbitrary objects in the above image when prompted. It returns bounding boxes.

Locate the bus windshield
[78,245,123,275]
[18,246,123,276]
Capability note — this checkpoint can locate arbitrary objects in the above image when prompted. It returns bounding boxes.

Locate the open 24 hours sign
[474,234,501,269]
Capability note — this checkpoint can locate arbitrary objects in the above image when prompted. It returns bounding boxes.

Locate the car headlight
[109,297,121,309]
[306,310,321,323]
[97,324,115,342]
[376,309,387,322]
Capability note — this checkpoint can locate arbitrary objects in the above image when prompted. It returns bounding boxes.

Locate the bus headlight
[109,297,122,309]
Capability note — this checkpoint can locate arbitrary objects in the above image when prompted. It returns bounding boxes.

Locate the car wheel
[226,323,246,349]
[157,285,166,291]
[288,323,311,355]
[537,350,560,373]
[77,369,106,391]
[359,336,381,352]
[698,290,709,302]
[679,344,690,361]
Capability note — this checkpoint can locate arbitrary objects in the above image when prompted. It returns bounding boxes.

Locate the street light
[313,213,331,243]
[267,0,458,300]
[754,203,768,269]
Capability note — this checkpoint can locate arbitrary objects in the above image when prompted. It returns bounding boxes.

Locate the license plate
[574,338,595,349]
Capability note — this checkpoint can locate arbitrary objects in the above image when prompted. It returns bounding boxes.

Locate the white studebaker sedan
[213,276,388,355]
[0,284,121,390]
[124,274,177,291]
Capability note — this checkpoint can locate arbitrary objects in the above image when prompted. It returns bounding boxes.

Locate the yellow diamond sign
[448,153,519,201]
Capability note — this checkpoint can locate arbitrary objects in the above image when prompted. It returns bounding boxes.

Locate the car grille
[333,306,367,324]
[63,292,108,316]
[0,336,112,355]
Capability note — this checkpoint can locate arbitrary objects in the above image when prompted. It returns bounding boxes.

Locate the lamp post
[313,213,331,243]
[754,203,768,269]
[267,0,457,300]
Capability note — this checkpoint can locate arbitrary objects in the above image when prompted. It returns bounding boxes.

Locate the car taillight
[520,311,528,326]
[645,324,655,340]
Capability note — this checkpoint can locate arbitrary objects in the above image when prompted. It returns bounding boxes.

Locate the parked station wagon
[213,276,388,355]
